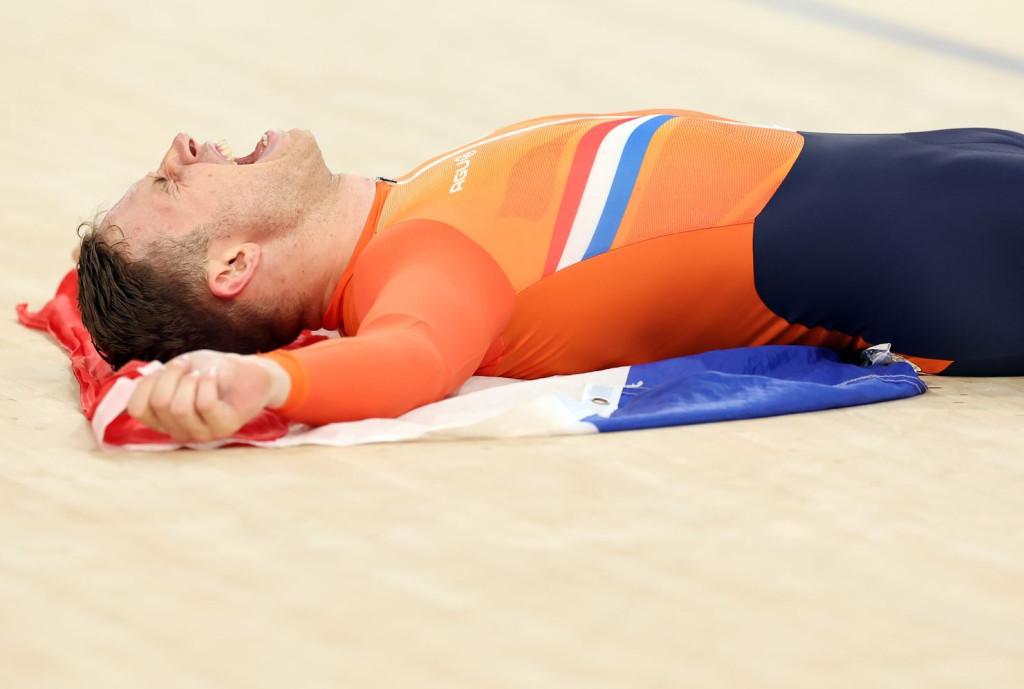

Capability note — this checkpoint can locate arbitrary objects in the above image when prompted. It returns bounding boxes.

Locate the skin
[98,129,377,443]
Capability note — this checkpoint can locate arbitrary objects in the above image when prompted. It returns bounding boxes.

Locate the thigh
[753,129,1024,375]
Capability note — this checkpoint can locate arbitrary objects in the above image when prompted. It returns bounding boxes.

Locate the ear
[207,242,261,299]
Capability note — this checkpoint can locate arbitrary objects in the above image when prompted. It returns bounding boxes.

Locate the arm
[265,220,515,425]
[127,220,515,440]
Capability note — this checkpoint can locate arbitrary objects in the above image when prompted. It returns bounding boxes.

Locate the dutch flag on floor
[18,271,927,451]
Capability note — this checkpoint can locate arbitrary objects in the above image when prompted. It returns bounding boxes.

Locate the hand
[126,350,291,444]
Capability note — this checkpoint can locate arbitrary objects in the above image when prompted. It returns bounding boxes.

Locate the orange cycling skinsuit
[263,108,1024,424]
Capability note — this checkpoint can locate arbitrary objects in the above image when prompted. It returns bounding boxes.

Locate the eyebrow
[152,176,172,195]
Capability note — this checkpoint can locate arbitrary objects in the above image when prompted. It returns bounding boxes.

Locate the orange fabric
[268,220,514,425]
[267,110,898,425]
[612,119,802,248]
[483,224,871,379]
[376,110,803,291]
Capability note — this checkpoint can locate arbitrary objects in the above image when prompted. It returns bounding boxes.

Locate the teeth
[214,139,236,162]
[261,133,269,147]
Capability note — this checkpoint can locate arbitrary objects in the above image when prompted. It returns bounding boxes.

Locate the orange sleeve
[262,220,515,426]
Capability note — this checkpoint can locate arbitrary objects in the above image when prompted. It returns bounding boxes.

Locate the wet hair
[76,216,299,369]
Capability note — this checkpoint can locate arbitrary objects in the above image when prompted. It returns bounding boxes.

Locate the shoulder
[354,220,514,303]
[362,219,490,271]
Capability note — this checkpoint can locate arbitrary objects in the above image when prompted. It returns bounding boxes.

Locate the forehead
[106,179,141,220]
[102,176,179,246]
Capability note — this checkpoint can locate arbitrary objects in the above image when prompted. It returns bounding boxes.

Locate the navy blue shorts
[754,128,1024,375]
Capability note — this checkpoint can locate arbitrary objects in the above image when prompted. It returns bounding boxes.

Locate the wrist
[249,356,292,409]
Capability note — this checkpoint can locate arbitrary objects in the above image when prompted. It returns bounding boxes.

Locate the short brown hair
[77,217,299,369]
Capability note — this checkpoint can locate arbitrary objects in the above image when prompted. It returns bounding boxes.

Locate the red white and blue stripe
[91,346,926,449]
[544,114,676,276]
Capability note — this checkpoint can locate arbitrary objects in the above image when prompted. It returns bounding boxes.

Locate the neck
[315,173,378,324]
[265,173,377,330]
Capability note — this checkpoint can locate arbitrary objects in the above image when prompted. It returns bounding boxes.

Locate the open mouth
[211,130,280,164]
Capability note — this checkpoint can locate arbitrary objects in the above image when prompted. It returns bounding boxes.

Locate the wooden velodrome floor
[2,1,1024,686]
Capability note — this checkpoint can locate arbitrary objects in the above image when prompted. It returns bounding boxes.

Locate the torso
[350,110,873,377]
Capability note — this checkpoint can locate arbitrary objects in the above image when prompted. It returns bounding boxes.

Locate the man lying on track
[76,109,1024,442]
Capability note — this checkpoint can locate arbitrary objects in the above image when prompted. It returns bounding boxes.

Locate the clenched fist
[127,350,291,443]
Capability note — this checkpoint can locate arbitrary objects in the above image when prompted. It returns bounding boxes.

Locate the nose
[158,133,198,173]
